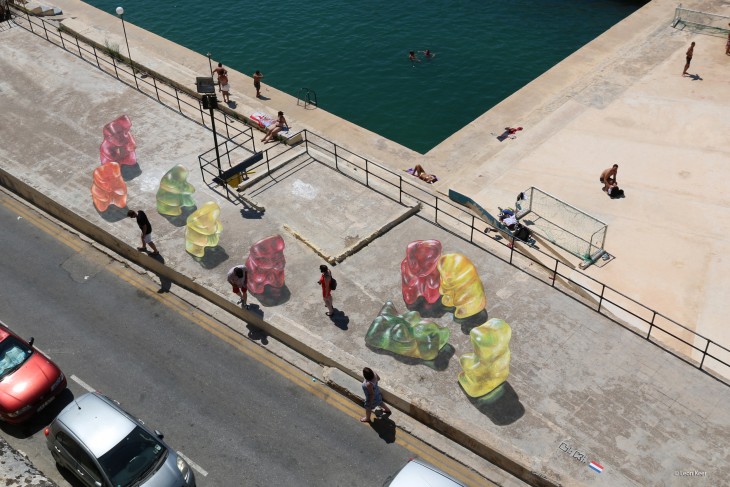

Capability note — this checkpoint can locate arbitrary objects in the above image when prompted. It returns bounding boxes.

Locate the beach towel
[250,112,276,129]
[404,168,438,183]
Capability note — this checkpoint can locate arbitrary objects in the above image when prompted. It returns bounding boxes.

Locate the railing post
[25,9,34,34]
[199,99,206,126]
[75,35,82,58]
[598,285,606,312]
[174,88,182,113]
[470,216,475,242]
[509,236,515,264]
[334,145,339,171]
[699,340,711,370]
[435,197,439,224]
[59,27,66,50]
[112,55,119,79]
[152,76,160,101]
[552,260,559,287]
[399,176,403,204]
[92,44,100,68]
[365,159,369,187]
[41,17,49,40]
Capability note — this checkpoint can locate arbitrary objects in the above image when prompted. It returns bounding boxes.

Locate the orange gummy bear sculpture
[91,162,127,212]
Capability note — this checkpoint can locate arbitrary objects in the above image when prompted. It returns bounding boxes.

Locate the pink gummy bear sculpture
[100,115,137,166]
[245,235,286,294]
[401,240,442,305]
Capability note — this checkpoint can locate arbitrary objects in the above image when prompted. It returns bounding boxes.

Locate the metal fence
[299,130,730,386]
[9,7,730,387]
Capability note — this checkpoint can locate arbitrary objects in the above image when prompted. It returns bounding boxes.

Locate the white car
[385,458,467,487]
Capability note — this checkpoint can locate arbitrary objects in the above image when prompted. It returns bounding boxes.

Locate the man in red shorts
[227,265,249,309]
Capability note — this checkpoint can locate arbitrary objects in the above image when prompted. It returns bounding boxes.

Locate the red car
[0,321,66,423]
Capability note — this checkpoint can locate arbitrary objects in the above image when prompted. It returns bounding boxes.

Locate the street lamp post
[115,6,138,89]
[206,52,213,75]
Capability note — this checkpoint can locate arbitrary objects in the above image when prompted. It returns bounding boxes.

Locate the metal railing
[9,7,730,386]
[8,7,256,154]
[299,130,730,386]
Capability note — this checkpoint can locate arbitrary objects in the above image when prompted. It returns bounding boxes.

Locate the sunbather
[413,164,437,184]
[262,111,288,143]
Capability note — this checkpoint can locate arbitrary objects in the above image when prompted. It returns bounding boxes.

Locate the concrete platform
[3,15,730,487]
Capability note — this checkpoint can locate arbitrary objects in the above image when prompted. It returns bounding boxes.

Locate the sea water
[84,0,647,153]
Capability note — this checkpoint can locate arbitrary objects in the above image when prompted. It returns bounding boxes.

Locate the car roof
[57,392,137,458]
[388,459,466,487]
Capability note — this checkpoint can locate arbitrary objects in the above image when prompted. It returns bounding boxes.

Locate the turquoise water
[85,0,647,153]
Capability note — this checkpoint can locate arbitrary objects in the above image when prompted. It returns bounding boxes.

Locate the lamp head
[115,6,124,16]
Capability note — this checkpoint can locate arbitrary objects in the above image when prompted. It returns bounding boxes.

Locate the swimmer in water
[409,51,420,63]
[421,49,435,59]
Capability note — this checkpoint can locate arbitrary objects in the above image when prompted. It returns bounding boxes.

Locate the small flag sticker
[589,461,604,473]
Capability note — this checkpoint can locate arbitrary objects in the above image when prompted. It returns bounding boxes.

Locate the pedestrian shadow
[194,246,229,269]
[257,95,271,101]
[121,164,142,180]
[330,309,349,330]
[464,381,524,426]
[369,416,396,443]
[227,101,238,109]
[146,253,171,293]
[456,309,489,334]
[97,205,129,223]
[160,206,197,227]
[246,322,269,345]
[251,284,290,306]
[688,73,703,81]
[366,343,455,371]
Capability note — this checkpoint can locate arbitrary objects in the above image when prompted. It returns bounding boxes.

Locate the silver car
[44,392,195,487]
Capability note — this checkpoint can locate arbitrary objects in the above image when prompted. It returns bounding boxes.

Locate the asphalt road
[0,191,437,487]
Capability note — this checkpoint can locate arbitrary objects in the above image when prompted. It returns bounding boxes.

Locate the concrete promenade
[1,1,730,486]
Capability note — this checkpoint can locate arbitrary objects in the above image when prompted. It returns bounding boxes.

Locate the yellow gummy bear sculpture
[156,165,196,216]
[458,318,512,397]
[437,253,486,318]
[185,201,223,257]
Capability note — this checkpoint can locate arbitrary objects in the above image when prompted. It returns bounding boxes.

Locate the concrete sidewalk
[2,16,730,487]
[0,436,58,486]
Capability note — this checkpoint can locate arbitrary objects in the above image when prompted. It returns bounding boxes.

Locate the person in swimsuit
[726,24,730,56]
[600,164,619,192]
[253,70,263,98]
[218,69,231,103]
[412,164,437,184]
[421,49,435,59]
[262,111,288,143]
[683,41,695,76]
[212,63,226,91]
[408,51,420,63]
[360,367,391,423]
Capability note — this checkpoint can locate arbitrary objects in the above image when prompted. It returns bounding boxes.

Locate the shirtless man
[212,62,226,91]
[253,70,264,97]
[683,42,695,76]
[600,164,619,192]
[218,69,231,103]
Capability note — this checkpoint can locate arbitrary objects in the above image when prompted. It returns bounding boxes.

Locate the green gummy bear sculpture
[365,301,450,361]
[156,165,196,216]
[458,318,512,397]
[185,201,223,258]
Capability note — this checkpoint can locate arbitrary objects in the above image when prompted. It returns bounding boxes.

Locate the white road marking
[177,451,208,477]
[70,374,95,392]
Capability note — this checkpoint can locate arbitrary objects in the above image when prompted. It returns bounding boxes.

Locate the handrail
[10,7,729,386]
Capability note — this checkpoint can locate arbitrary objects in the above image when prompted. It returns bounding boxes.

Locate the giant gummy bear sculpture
[245,235,286,294]
[458,318,512,397]
[91,161,127,212]
[185,201,223,257]
[365,302,450,361]
[437,253,487,319]
[401,240,442,306]
[156,165,196,216]
[100,115,137,166]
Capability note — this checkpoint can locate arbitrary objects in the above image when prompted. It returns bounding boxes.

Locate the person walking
[253,70,264,98]
[218,69,231,103]
[127,210,159,255]
[683,41,695,76]
[600,164,619,192]
[360,367,391,423]
[318,264,334,316]
[227,264,249,309]
[212,63,226,91]
[725,24,730,56]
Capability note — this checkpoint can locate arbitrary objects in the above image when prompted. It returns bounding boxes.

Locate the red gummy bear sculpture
[245,235,286,294]
[100,115,137,166]
[91,162,127,211]
[401,240,442,305]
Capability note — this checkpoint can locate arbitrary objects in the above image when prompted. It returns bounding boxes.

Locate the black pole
[206,52,213,74]
[208,101,222,177]
[119,15,138,89]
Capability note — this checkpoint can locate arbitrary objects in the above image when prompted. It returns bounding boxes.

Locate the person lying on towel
[409,164,438,184]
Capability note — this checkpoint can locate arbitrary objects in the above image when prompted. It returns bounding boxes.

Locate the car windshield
[97,425,167,487]
[0,336,32,380]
